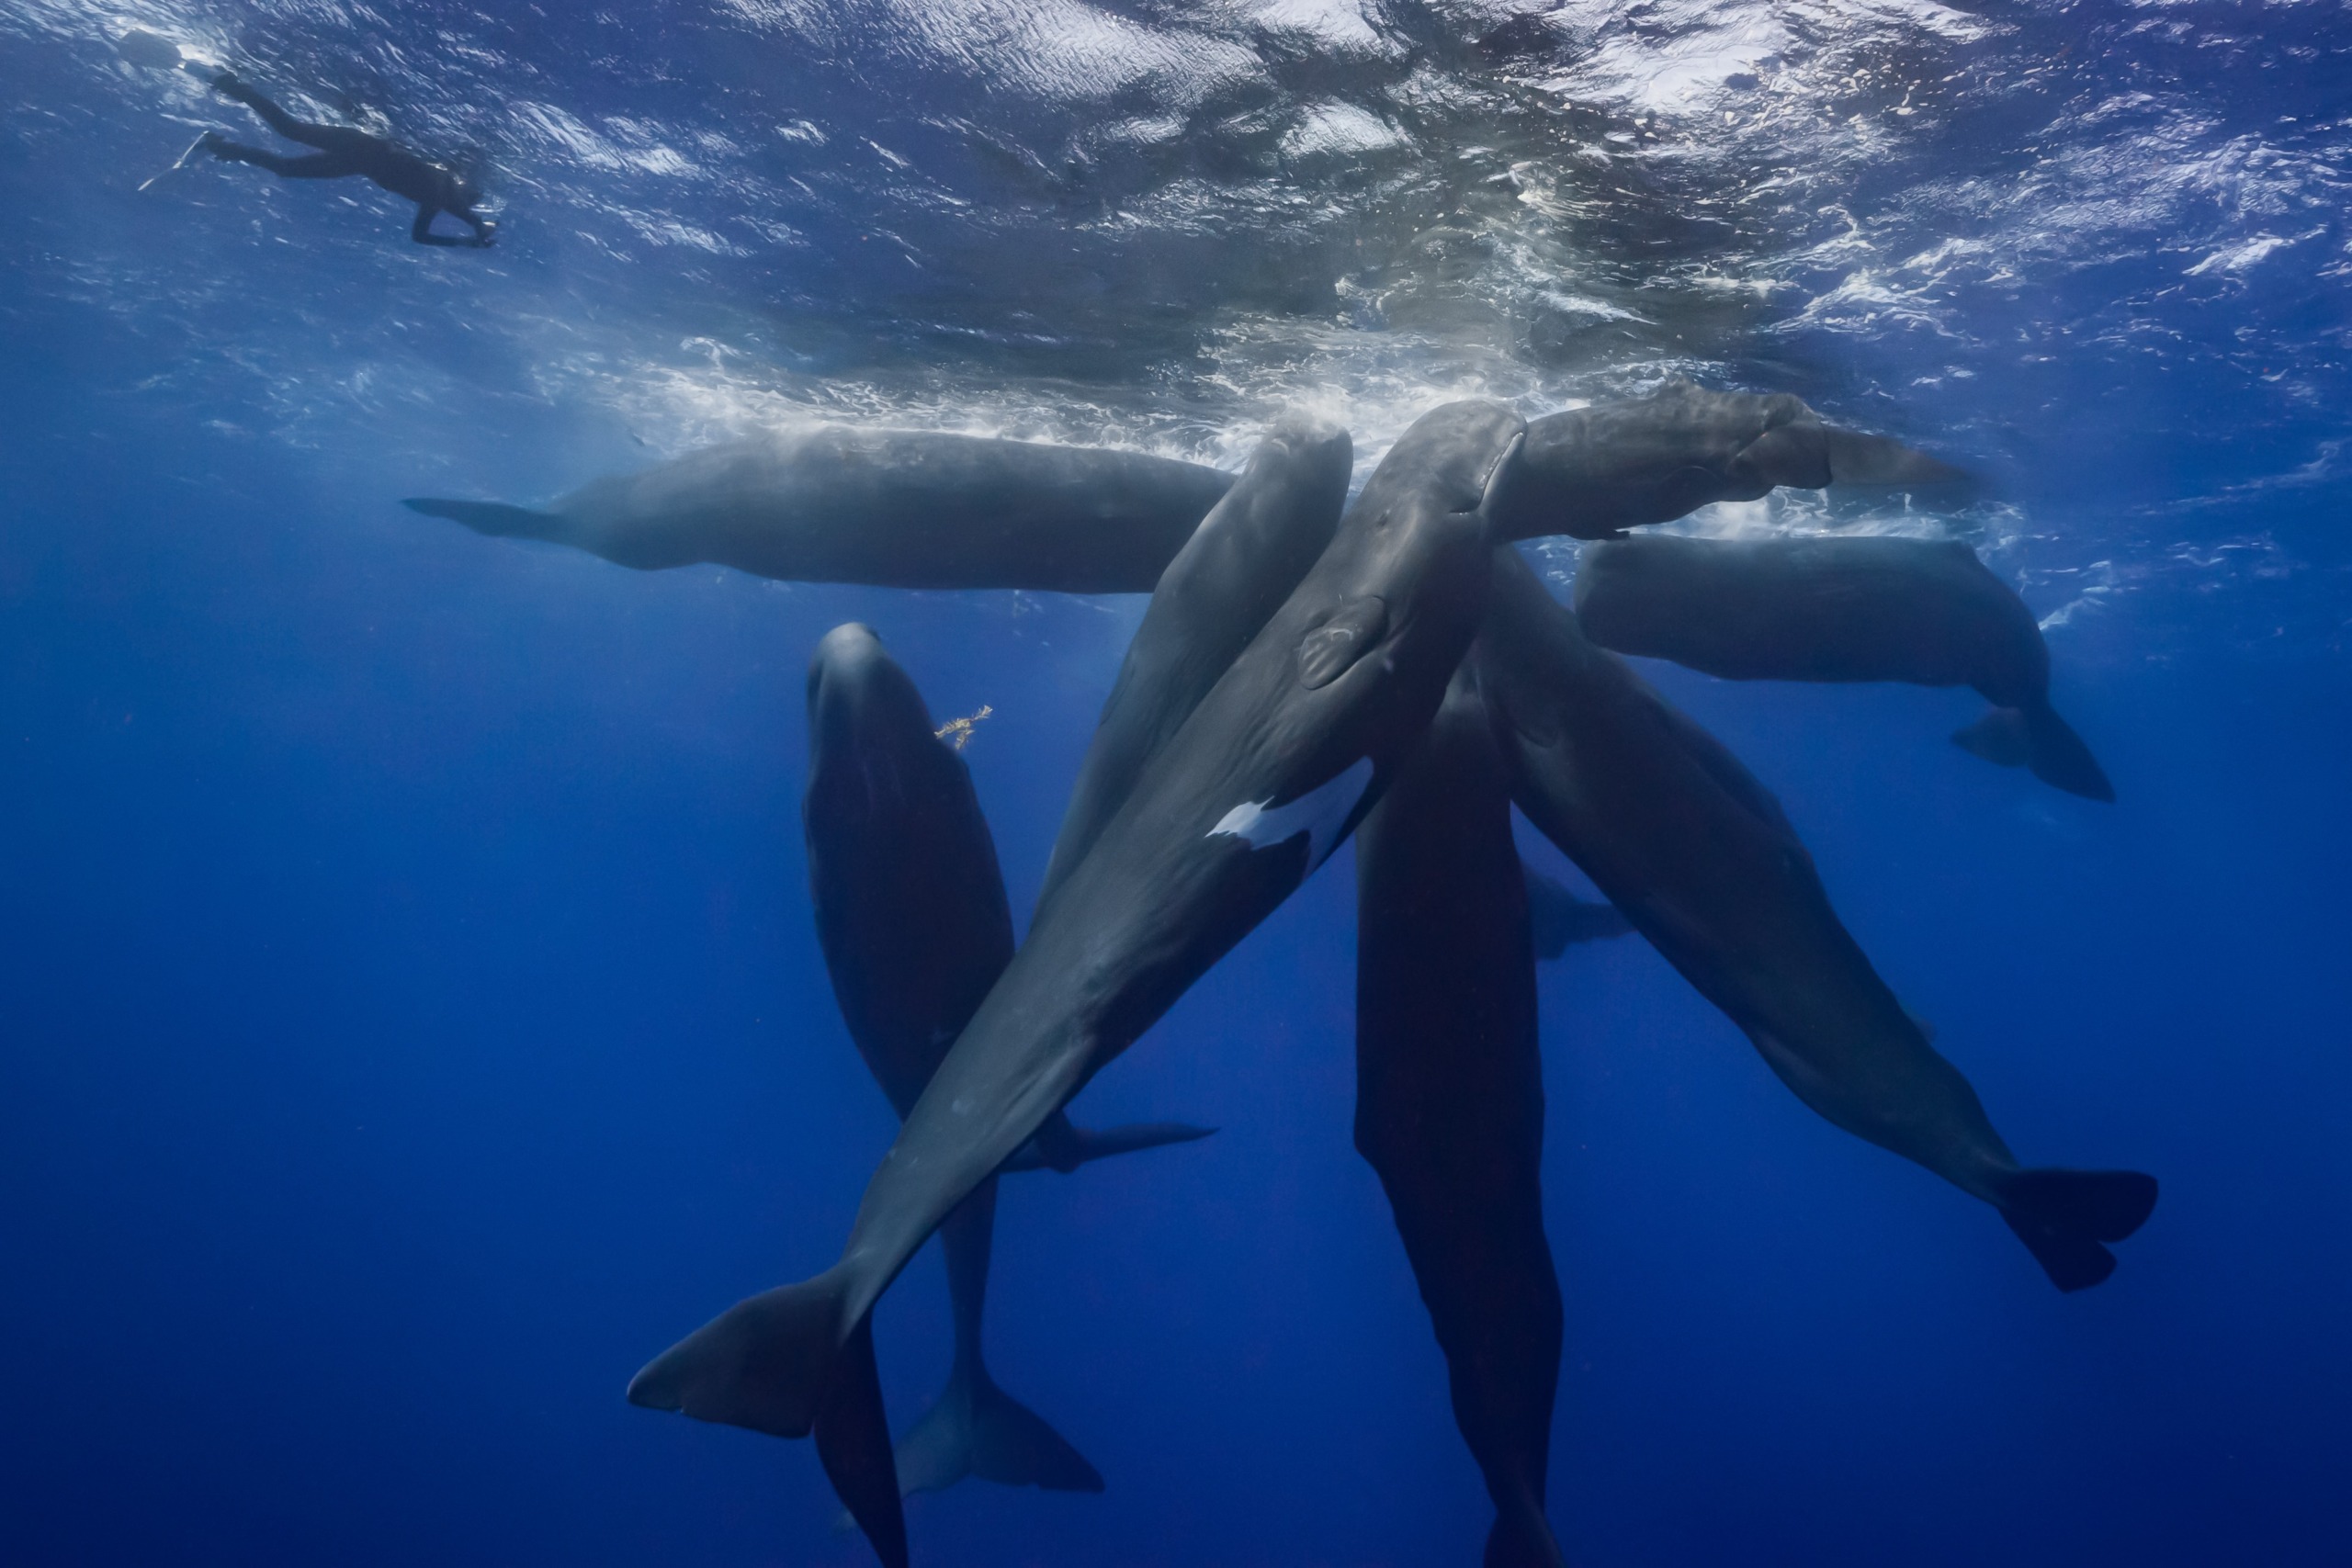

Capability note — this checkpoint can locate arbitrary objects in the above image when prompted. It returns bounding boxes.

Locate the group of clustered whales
[412,380,2153,1568]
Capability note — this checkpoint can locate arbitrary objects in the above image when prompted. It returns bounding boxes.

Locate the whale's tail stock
[1003,1110,1216,1174]
[401,497,564,541]
[1993,1168,2160,1292]
[628,1271,908,1568]
[1951,698,2117,803]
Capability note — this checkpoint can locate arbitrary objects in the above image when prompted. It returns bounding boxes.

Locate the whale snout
[807,623,933,756]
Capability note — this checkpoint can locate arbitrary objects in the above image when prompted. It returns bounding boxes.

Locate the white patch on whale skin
[1207,757,1375,871]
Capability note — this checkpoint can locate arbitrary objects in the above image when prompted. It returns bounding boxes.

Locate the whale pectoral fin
[815,1315,909,1568]
[1996,1168,2159,1292]
[1046,1120,1217,1170]
[1823,427,1971,488]
[2020,699,2117,803]
[1951,706,2032,769]
[402,497,561,539]
[1953,704,2116,802]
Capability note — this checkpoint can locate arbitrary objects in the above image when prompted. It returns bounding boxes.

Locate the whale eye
[1298,596,1387,690]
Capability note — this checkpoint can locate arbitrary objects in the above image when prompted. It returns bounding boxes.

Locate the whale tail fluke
[1951,701,2116,803]
[627,1273,844,1438]
[402,497,562,540]
[1996,1168,2159,1292]
[1004,1111,1216,1175]
[629,1275,909,1566]
[895,1360,1105,1496]
[817,1315,909,1568]
[1483,1495,1570,1568]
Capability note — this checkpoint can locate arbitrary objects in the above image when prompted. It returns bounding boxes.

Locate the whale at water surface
[406,426,1233,594]
[406,384,1960,594]
[1487,378,1967,542]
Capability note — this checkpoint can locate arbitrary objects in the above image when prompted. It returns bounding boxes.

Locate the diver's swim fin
[1996,1168,2159,1292]
[1951,701,2115,803]
[138,132,212,193]
[402,497,561,539]
[1003,1110,1216,1174]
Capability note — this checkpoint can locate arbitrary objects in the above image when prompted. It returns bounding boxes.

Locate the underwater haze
[3,1,2348,1564]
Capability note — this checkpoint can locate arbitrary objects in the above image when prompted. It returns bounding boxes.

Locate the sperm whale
[626,401,1530,1566]
[1572,533,2115,801]
[1476,547,2155,1292]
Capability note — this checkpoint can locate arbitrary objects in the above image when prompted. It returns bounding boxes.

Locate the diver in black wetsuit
[193,68,496,248]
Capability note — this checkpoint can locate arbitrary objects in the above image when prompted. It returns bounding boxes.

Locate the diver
[190,66,495,248]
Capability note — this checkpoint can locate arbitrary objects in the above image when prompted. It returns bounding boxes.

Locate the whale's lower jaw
[1207,756,1375,872]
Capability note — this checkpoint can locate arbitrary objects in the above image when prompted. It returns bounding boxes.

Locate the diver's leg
[208,73,330,145]
[202,137,346,180]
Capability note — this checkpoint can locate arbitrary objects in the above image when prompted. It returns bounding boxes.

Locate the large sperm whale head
[806,623,935,769]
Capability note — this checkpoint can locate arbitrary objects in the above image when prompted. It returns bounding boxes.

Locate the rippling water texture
[3,2,2347,1565]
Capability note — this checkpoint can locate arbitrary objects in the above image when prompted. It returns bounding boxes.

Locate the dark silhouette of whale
[1355,667,1567,1568]
[1035,414,1353,918]
[1488,378,1965,542]
[1475,547,2155,1292]
[800,624,1212,1527]
[626,401,1529,1566]
[405,428,1233,593]
[1572,533,2115,801]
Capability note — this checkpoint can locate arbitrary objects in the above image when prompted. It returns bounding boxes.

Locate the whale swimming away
[1571,534,2115,801]
[625,400,1529,1566]
[800,624,1212,1536]
[1476,547,2156,1292]
[1354,667,1567,1568]
[405,426,1233,593]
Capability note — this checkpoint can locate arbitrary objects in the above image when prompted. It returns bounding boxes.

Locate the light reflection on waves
[6,0,2345,641]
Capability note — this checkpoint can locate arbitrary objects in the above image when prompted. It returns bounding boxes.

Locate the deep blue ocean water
[4,3,2348,1564]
